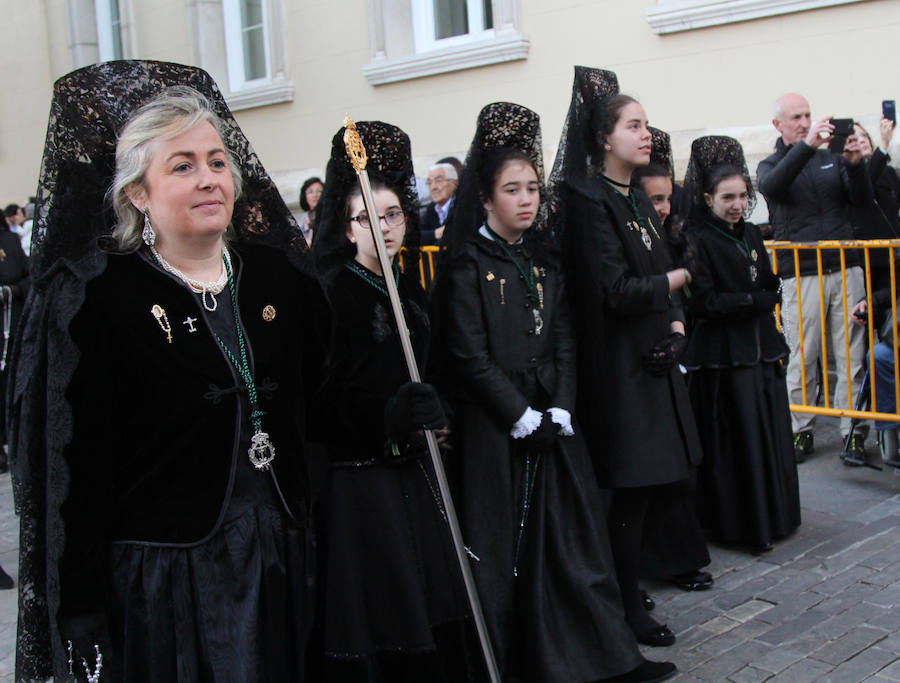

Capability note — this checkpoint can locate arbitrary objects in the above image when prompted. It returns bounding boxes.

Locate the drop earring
[141,208,156,246]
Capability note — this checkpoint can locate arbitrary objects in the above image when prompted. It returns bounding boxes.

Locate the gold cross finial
[343,115,368,172]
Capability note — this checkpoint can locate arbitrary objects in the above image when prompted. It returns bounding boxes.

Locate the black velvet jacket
[682,216,789,369]
[58,244,326,620]
[312,265,430,464]
[562,181,700,488]
[440,231,574,428]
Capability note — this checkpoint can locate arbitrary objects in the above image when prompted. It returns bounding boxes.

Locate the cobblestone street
[0,419,896,681]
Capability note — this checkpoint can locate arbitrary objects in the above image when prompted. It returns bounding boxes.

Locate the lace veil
[681,135,757,221]
[11,59,304,681]
[442,101,546,264]
[311,120,421,290]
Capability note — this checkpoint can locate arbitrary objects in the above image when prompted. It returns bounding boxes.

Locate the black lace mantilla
[682,135,757,221]
[649,126,675,181]
[312,120,421,292]
[12,59,307,682]
[443,101,547,265]
[547,66,620,237]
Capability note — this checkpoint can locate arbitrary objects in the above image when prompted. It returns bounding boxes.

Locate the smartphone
[884,100,897,126]
[829,118,855,153]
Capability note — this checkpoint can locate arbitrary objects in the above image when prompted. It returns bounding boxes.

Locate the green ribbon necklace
[344,260,400,297]
[483,225,540,308]
[601,177,660,246]
[215,256,276,470]
[704,220,759,282]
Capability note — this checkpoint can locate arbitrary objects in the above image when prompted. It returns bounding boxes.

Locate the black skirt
[689,362,801,548]
[107,500,314,682]
[316,459,477,682]
[456,404,643,683]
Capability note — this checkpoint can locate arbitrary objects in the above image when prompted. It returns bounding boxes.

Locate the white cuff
[548,407,574,436]
[511,407,542,439]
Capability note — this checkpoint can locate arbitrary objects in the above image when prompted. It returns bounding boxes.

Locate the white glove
[510,407,542,439]
[548,407,574,436]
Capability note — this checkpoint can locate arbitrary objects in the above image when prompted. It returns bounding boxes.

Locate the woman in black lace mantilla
[10,61,324,681]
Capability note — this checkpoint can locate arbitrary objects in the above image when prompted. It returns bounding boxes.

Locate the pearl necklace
[149,245,231,312]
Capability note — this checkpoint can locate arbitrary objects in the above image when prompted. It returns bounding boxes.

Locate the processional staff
[343,116,501,683]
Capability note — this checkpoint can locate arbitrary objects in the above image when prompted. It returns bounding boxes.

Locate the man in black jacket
[419,162,457,245]
[757,93,873,463]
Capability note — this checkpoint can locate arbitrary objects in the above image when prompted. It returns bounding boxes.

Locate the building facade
[1,0,898,220]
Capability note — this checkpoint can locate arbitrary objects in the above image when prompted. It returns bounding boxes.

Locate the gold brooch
[0,249,6,261]
[486,272,495,281]
[151,304,172,343]
[262,305,276,322]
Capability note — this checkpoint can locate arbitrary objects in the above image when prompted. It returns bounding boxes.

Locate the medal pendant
[248,431,276,470]
[641,227,652,251]
[751,249,758,261]
[750,265,759,282]
[533,308,544,335]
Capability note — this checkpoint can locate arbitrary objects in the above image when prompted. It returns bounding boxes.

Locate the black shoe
[604,660,678,682]
[641,589,655,611]
[628,617,676,647]
[669,570,714,591]
[793,431,814,463]
[0,564,14,590]
[842,433,866,467]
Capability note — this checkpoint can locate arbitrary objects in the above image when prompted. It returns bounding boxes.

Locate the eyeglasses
[350,209,406,229]
[426,177,448,187]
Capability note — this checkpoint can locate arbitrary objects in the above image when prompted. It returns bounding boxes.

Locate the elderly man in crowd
[757,93,873,464]
[420,161,458,245]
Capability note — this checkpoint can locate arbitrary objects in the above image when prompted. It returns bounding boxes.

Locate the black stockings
[607,487,657,632]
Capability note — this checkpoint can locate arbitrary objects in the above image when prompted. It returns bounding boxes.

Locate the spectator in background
[4,205,24,233]
[849,118,899,293]
[298,176,323,246]
[757,93,873,463]
[420,162,457,245]
[18,202,34,256]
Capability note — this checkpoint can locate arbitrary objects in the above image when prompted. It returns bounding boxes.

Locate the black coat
[58,245,324,622]
[438,231,644,681]
[682,216,789,369]
[757,138,872,277]
[563,181,701,488]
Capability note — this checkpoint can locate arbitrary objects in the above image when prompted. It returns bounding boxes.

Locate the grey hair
[109,86,242,251]
[773,98,784,122]
[429,162,458,181]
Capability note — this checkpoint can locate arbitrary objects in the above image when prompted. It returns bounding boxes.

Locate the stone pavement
[0,419,895,681]
[642,418,900,682]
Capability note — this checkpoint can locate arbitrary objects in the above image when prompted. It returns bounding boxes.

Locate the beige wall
[1,0,898,213]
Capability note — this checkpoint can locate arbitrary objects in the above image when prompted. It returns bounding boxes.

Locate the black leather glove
[758,270,782,293]
[751,291,779,312]
[384,382,447,441]
[643,332,686,376]
[522,412,558,448]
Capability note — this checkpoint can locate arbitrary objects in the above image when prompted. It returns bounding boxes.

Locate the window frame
[646,0,870,34]
[222,0,272,92]
[94,0,123,61]
[411,0,494,53]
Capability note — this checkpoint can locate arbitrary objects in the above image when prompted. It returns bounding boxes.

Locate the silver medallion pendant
[750,264,759,282]
[533,308,544,335]
[641,227,653,251]
[751,249,758,262]
[249,431,276,470]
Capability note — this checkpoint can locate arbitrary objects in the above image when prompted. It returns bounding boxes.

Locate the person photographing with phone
[757,93,874,464]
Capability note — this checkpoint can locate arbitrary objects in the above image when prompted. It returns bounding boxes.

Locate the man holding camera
[757,93,873,463]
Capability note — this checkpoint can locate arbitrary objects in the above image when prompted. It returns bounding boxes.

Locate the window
[364,0,528,86]
[94,0,123,61]
[223,0,270,90]
[412,0,494,52]
[646,0,870,34]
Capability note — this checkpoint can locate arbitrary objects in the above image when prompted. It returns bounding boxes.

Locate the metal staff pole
[342,116,501,683]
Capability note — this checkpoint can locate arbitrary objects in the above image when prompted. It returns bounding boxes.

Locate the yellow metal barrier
[411,240,900,424]
[767,239,900,424]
